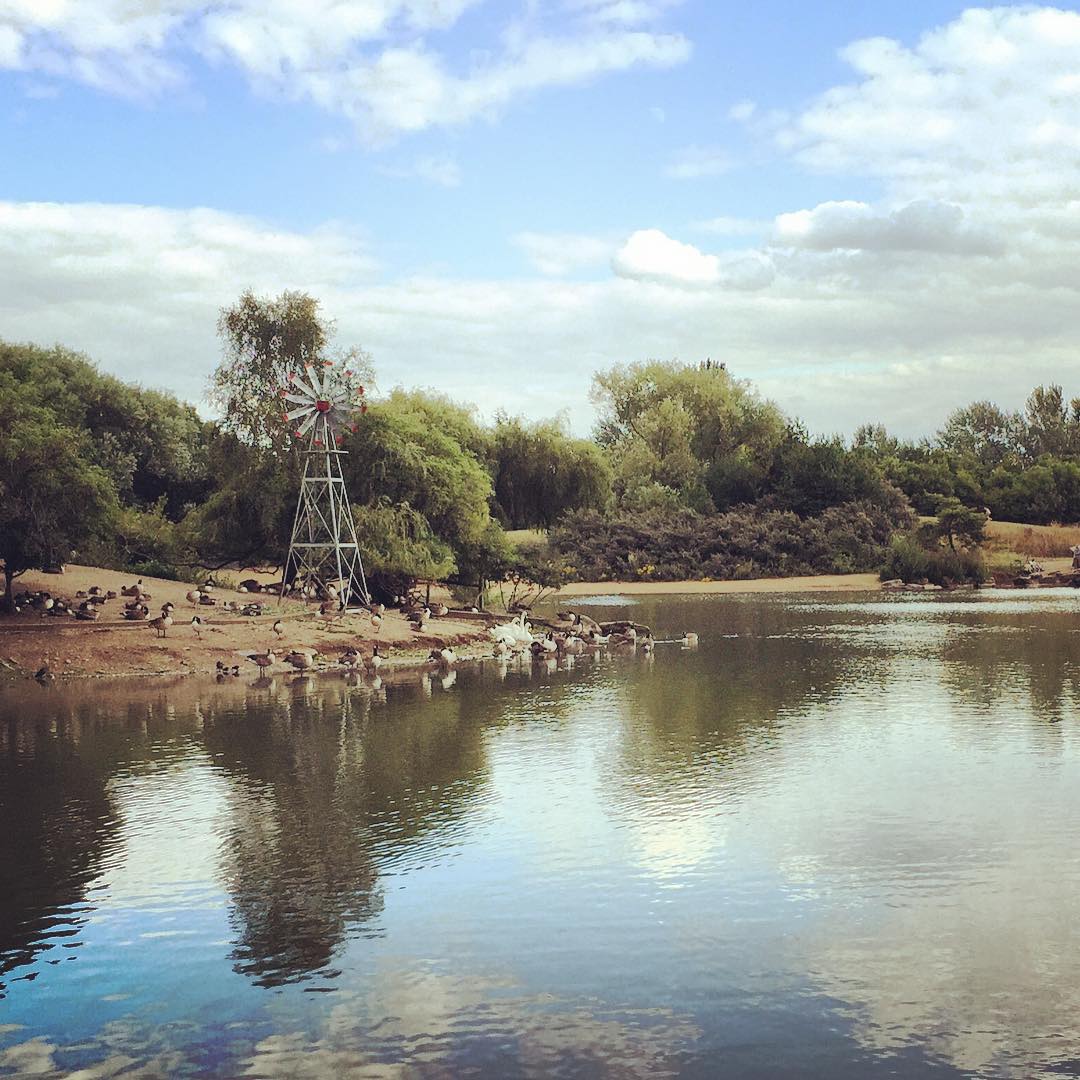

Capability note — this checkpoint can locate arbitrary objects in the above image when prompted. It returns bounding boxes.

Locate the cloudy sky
[3,1,1080,436]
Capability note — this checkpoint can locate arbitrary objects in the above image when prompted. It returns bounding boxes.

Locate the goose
[186,588,203,607]
[492,639,509,658]
[75,603,99,621]
[284,649,316,672]
[368,644,385,673]
[148,608,173,637]
[370,612,382,634]
[271,619,285,641]
[191,615,203,639]
[681,632,699,648]
[429,646,456,667]
[432,602,449,617]
[246,649,276,671]
[339,647,361,669]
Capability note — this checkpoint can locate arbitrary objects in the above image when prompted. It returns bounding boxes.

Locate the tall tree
[211,290,373,451]
[0,380,116,611]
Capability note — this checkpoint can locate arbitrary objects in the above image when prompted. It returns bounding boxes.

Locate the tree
[932,497,987,551]
[937,400,1023,469]
[0,381,116,611]
[490,414,612,528]
[592,359,786,511]
[211,290,373,451]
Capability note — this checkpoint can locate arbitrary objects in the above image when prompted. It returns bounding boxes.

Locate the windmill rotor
[279,361,367,446]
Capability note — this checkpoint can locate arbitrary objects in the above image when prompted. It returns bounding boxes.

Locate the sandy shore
[557,572,883,596]
[0,565,494,681]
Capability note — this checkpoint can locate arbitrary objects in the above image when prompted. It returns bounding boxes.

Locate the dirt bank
[0,565,493,681]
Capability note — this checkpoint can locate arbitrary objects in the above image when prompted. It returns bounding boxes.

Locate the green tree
[211,289,374,451]
[591,359,786,511]
[490,414,612,528]
[0,381,117,611]
[932,497,988,551]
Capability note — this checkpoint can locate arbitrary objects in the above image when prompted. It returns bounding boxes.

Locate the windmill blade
[287,404,316,422]
[303,365,324,396]
[296,410,319,438]
[291,371,318,398]
[281,391,314,406]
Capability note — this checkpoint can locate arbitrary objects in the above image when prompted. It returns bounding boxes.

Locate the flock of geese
[20,573,700,684]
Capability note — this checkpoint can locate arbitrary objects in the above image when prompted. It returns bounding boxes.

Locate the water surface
[3,590,1080,1078]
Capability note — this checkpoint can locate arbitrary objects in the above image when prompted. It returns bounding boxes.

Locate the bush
[550,499,907,583]
[880,533,987,585]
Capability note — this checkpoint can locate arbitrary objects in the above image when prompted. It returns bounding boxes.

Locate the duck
[246,649,276,671]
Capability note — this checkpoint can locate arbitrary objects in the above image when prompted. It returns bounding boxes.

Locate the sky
[3,1,1080,437]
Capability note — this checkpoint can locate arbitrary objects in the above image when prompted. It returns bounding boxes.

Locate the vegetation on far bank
[4,287,1080,607]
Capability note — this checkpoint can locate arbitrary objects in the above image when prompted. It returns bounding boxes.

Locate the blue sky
[2,1,1080,435]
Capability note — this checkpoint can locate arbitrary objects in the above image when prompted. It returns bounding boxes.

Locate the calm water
[4,591,1080,1079]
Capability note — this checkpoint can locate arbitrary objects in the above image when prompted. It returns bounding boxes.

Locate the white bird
[681,632,699,647]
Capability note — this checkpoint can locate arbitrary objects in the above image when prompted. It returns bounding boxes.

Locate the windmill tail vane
[279,361,370,609]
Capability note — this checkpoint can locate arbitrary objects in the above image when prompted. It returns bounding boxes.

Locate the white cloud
[515,231,614,276]
[0,0,691,137]
[612,228,774,289]
[693,215,765,236]
[774,6,1080,205]
[773,199,1002,255]
[664,144,733,179]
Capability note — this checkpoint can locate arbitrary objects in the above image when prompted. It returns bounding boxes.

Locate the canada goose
[191,616,203,639]
[492,639,508,658]
[284,650,316,672]
[246,649,276,670]
[429,646,456,667]
[148,608,173,637]
[368,645,385,673]
[123,604,149,621]
[271,619,285,640]
[34,665,53,682]
[371,613,382,634]
[432,603,449,617]
[339,647,361,669]
[75,603,99,621]
[186,589,202,607]
[681,632,699,647]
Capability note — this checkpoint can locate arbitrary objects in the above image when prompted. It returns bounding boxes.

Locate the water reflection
[4,593,1080,1077]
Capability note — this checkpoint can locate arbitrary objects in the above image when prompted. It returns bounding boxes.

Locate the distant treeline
[1,289,1075,601]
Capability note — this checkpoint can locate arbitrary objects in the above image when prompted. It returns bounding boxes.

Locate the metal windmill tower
[279,362,370,609]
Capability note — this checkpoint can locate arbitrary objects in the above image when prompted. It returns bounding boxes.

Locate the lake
[3,590,1080,1079]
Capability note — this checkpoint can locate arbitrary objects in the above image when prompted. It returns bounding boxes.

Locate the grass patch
[984,520,1080,558]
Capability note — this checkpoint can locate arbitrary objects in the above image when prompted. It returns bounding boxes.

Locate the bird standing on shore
[191,615,203,639]
[272,619,285,641]
[148,607,173,637]
[247,649,276,671]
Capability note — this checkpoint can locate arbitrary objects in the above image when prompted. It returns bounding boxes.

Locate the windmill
[279,361,369,609]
